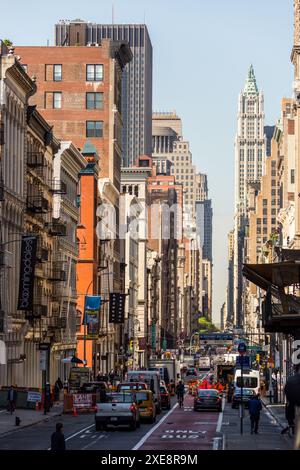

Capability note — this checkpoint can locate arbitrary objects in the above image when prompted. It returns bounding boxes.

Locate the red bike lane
[137,394,221,451]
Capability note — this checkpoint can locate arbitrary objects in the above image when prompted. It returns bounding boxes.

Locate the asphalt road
[1,394,289,451]
[0,394,222,451]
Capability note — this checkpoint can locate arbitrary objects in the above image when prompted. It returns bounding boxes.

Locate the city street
[0,394,292,451]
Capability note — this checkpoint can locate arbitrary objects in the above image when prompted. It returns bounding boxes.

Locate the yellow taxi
[134,389,156,423]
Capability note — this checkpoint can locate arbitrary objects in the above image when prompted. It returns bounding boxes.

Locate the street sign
[236,356,250,368]
[39,350,47,371]
[238,342,247,354]
[199,333,233,341]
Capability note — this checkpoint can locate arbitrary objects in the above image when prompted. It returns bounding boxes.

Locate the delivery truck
[148,358,180,384]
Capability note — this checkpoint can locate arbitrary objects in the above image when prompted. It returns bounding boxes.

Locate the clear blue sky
[0,0,294,324]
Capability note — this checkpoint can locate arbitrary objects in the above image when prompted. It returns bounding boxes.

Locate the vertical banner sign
[109,293,126,323]
[17,236,37,311]
[151,323,156,350]
[83,295,101,339]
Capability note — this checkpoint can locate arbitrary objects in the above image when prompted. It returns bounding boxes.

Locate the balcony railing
[27,195,49,213]
[48,221,67,237]
[50,180,67,194]
[262,288,300,332]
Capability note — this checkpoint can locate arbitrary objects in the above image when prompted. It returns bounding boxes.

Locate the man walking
[51,422,66,451]
[248,394,262,434]
[7,385,17,414]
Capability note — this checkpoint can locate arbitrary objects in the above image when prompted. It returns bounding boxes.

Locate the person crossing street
[248,394,262,434]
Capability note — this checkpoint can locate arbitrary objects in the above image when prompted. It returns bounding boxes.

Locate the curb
[0,410,63,439]
[261,399,285,429]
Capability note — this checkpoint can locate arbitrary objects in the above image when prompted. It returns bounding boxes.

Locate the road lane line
[81,434,104,450]
[132,403,178,450]
[65,423,95,441]
[216,397,225,433]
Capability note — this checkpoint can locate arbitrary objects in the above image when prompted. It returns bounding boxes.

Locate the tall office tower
[233,65,266,327]
[195,199,213,261]
[55,19,153,167]
[152,111,197,216]
[226,229,235,327]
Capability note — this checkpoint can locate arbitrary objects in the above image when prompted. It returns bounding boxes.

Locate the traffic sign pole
[237,342,247,436]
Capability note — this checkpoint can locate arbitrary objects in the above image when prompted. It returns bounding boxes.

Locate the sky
[0,0,294,325]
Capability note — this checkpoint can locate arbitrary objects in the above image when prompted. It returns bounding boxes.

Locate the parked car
[160,385,171,410]
[95,392,140,431]
[117,382,147,392]
[194,389,222,412]
[134,389,156,423]
[232,388,256,409]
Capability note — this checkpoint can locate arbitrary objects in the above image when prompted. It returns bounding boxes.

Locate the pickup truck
[95,392,140,431]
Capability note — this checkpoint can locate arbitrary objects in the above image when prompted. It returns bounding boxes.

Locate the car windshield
[236,377,258,388]
[105,393,134,403]
[198,389,218,397]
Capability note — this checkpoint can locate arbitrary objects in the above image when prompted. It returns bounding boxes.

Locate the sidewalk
[0,403,63,437]
[261,396,287,429]
[221,401,292,450]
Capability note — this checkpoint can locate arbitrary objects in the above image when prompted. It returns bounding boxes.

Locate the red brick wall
[16,43,114,179]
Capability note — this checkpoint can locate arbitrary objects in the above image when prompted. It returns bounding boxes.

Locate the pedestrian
[54,380,60,402]
[248,393,262,434]
[56,377,63,390]
[284,364,300,449]
[50,422,66,451]
[7,385,17,414]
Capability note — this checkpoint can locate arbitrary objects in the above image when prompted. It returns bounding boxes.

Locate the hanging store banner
[17,235,37,311]
[83,295,101,339]
[109,293,126,323]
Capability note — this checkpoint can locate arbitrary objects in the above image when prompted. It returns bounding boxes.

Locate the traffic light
[129,340,134,351]
[256,354,260,363]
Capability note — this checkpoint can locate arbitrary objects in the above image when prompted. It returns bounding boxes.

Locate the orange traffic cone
[72,406,78,417]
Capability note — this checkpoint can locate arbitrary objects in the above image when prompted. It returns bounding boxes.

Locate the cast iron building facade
[55,19,153,167]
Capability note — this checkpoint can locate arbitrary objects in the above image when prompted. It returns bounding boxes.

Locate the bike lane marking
[132,403,178,450]
[134,394,220,451]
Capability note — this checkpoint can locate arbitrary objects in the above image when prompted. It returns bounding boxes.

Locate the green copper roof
[244,64,259,95]
[81,140,99,157]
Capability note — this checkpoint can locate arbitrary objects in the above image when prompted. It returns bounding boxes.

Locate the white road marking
[132,403,178,450]
[216,397,225,433]
[65,423,95,441]
[81,434,105,450]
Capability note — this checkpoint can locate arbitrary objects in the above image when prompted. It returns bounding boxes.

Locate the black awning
[242,261,300,290]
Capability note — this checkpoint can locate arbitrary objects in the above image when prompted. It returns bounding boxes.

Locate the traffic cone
[72,406,78,417]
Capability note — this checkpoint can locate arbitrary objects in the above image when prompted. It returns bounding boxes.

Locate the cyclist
[176,380,185,407]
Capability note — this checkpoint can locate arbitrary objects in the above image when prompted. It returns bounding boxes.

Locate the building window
[86,121,103,137]
[263,199,267,206]
[271,189,276,196]
[263,218,267,225]
[263,208,267,215]
[86,64,104,81]
[53,64,62,81]
[86,92,104,109]
[53,92,62,109]
[291,169,295,184]
[271,208,277,215]
[257,218,261,225]
[271,218,276,225]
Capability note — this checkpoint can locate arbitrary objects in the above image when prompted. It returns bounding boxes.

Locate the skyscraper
[55,19,153,167]
[233,65,266,327]
[235,65,266,212]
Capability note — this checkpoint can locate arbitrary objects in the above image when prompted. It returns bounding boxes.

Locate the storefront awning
[243,261,300,290]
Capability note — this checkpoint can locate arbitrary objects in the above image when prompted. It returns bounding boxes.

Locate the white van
[126,370,162,413]
[234,369,260,394]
